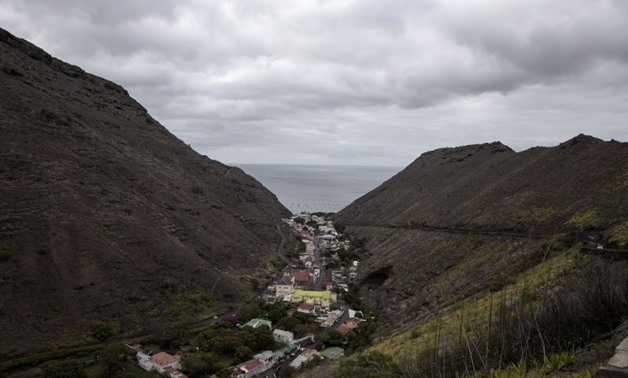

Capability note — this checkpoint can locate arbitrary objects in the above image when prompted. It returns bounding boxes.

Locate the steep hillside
[333,136,628,375]
[0,28,290,355]
[339,137,627,234]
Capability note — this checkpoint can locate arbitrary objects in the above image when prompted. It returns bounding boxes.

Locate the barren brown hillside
[0,27,290,355]
[335,135,628,325]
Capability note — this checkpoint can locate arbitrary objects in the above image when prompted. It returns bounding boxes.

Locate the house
[294,334,316,348]
[217,313,239,326]
[273,329,294,345]
[335,323,351,336]
[163,366,189,378]
[320,347,345,360]
[297,303,315,314]
[136,351,154,371]
[291,290,336,310]
[304,240,316,254]
[302,348,320,359]
[234,358,266,378]
[345,317,364,329]
[253,351,276,369]
[274,275,295,299]
[241,318,272,329]
[151,352,182,373]
[273,345,297,360]
[290,348,320,369]
[289,355,310,369]
[291,270,312,289]
[320,310,343,328]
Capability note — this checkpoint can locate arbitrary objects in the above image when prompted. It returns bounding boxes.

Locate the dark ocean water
[238,164,402,214]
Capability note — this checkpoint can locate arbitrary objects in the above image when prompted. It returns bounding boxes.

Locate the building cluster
[117,213,364,378]
[232,317,344,377]
[126,345,188,378]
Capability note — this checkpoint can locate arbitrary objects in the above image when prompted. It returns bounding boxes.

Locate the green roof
[293,290,331,299]
[242,318,272,329]
[273,345,297,358]
[321,347,344,359]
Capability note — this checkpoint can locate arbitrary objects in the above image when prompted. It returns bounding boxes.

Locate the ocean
[237,164,402,214]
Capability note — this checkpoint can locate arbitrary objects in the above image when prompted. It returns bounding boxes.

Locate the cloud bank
[1,0,627,165]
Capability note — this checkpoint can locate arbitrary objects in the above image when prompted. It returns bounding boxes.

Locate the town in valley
[89,213,371,378]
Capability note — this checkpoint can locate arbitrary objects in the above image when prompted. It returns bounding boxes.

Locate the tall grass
[398,258,628,377]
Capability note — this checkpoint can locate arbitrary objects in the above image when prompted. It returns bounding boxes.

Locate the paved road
[345,222,549,240]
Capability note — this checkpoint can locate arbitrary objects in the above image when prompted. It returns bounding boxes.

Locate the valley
[1,23,628,378]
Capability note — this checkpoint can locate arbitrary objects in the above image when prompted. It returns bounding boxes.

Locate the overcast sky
[2,0,627,166]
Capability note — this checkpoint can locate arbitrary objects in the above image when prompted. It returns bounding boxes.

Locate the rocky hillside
[335,135,628,335]
[0,28,290,355]
[332,136,628,376]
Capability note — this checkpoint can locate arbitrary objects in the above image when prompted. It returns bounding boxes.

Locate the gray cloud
[1,0,627,166]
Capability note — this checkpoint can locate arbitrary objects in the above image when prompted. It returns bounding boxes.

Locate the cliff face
[336,135,628,324]
[0,28,290,354]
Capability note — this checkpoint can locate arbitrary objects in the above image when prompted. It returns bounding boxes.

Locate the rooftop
[321,347,345,360]
[151,352,180,366]
[242,318,272,329]
[293,290,331,299]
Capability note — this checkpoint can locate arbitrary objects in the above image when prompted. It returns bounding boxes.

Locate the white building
[273,329,294,345]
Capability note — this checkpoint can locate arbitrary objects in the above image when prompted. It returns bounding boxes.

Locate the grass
[356,248,588,374]
[0,344,102,374]
[372,249,579,359]
[169,288,217,321]
[566,209,600,230]
[85,364,106,377]
[606,222,628,247]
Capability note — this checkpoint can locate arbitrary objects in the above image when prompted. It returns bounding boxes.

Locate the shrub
[88,322,113,342]
[0,247,11,263]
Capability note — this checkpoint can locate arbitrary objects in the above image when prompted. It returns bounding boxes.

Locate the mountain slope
[0,27,290,355]
[335,135,628,324]
[332,136,628,376]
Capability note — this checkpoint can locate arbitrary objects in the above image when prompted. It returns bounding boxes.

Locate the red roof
[151,352,180,366]
[292,271,311,283]
[303,349,320,358]
[238,358,263,372]
[336,323,351,336]
[346,317,363,328]
[298,303,315,311]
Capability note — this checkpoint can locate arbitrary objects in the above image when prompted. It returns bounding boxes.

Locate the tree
[334,223,346,234]
[276,366,297,378]
[100,344,127,374]
[235,345,253,360]
[89,321,113,342]
[183,352,221,377]
[42,361,87,378]
[321,330,344,347]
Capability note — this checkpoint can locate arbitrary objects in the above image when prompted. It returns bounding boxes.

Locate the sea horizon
[237,163,402,214]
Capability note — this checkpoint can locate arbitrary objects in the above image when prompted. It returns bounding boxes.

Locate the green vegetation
[321,330,344,347]
[332,351,401,378]
[42,360,87,378]
[182,324,275,376]
[0,246,11,263]
[391,258,627,377]
[169,289,217,320]
[512,207,557,229]
[566,209,600,230]
[88,322,114,342]
[606,222,628,247]
[0,344,103,374]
